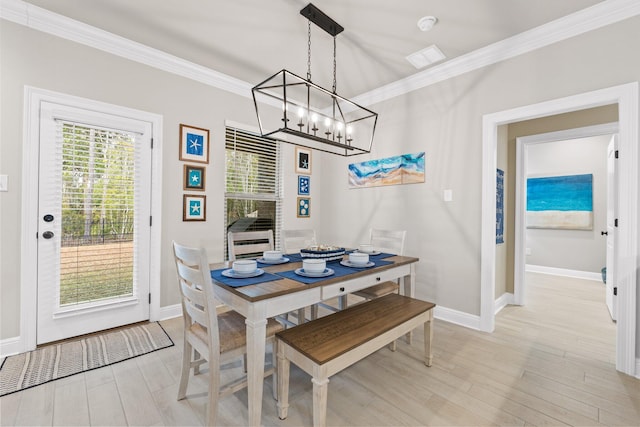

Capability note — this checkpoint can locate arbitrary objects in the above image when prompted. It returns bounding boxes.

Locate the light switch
[443,189,452,202]
[0,175,7,192]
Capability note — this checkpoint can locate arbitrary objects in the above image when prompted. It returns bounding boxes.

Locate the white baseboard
[434,305,481,330]
[0,336,23,359]
[636,358,640,379]
[157,303,182,321]
[526,264,603,282]
[495,293,515,314]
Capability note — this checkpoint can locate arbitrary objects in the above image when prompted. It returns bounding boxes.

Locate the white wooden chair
[172,241,283,426]
[351,229,407,301]
[282,229,317,254]
[227,229,274,261]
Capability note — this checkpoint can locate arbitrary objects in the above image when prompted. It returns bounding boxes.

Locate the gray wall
[316,16,640,335]
[1,14,639,358]
[525,135,610,273]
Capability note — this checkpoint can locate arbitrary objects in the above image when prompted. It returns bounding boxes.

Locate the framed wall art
[297,197,310,218]
[526,173,593,230]
[298,175,310,195]
[179,124,209,164]
[183,164,205,191]
[496,169,504,244]
[295,147,312,174]
[183,194,206,221]
[348,152,425,188]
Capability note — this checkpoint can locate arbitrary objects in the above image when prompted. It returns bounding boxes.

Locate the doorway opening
[481,82,638,376]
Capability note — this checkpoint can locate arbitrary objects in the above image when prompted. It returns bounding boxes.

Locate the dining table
[209,251,419,427]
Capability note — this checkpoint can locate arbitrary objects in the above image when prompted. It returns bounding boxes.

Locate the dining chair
[228,229,274,261]
[351,229,407,301]
[281,228,317,254]
[172,240,283,426]
[281,228,333,322]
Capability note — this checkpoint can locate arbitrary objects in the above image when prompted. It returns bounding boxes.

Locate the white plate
[221,268,265,279]
[340,260,375,268]
[353,249,381,256]
[256,257,290,265]
[294,268,335,278]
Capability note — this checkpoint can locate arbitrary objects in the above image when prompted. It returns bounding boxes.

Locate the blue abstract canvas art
[526,174,593,230]
[348,152,425,188]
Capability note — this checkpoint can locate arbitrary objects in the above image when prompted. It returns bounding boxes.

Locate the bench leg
[424,310,434,366]
[276,343,290,419]
[311,377,329,427]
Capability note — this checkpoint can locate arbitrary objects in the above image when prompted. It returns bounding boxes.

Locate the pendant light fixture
[252,3,378,156]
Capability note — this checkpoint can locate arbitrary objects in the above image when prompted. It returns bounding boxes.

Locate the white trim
[525,265,603,282]
[2,0,639,106]
[481,82,638,376]
[494,293,515,315]
[434,306,481,331]
[0,0,251,98]
[636,359,640,379]
[158,304,182,321]
[0,336,22,358]
[514,123,619,305]
[21,86,162,352]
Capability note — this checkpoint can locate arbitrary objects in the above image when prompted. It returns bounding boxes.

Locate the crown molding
[0,0,252,98]
[2,0,639,105]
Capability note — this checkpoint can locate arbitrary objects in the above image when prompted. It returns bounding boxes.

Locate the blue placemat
[275,259,394,284]
[346,250,396,260]
[283,252,304,262]
[210,268,283,288]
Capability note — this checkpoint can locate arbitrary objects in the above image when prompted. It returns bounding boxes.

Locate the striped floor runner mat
[0,322,173,396]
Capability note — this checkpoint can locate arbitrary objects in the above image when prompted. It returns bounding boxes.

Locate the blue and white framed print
[295,147,312,174]
[183,194,206,221]
[298,175,310,195]
[297,197,310,218]
[184,164,205,191]
[179,124,209,164]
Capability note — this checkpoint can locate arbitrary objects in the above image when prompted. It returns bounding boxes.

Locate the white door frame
[20,86,164,352]
[514,123,618,306]
[481,82,638,376]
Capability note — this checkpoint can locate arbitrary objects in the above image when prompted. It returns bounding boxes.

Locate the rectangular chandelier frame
[252,69,378,157]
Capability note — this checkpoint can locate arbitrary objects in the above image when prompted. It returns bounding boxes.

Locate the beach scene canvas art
[348,152,425,188]
[526,173,593,230]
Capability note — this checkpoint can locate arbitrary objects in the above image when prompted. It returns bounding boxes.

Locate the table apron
[322,264,412,300]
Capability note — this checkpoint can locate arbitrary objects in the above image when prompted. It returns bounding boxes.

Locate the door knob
[601,231,608,236]
[42,231,54,239]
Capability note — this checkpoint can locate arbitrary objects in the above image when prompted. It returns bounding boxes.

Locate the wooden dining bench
[275,293,435,427]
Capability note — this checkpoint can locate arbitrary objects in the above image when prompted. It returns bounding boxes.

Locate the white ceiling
[20,0,605,98]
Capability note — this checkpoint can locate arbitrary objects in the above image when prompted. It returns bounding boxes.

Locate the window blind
[56,120,140,306]
[224,126,282,258]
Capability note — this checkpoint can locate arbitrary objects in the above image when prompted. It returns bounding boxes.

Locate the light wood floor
[2,273,639,426]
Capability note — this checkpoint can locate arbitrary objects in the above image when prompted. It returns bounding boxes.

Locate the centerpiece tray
[300,245,345,262]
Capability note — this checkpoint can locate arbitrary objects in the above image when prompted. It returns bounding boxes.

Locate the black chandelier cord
[333,36,337,94]
[307,20,312,81]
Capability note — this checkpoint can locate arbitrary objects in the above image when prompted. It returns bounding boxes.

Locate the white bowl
[233,259,257,274]
[263,250,282,260]
[359,244,374,254]
[349,252,369,265]
[302,259,326,274]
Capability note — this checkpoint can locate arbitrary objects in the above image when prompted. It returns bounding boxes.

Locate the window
[224,125,282,259]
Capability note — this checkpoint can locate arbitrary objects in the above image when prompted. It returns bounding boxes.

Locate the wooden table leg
[424,310,434,366]
[312,376,329,427]
[403,264,416,344]
[245,318,267,427]
[276,342,290,419]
